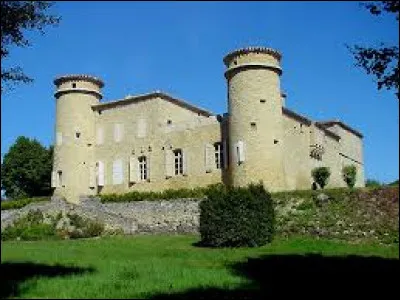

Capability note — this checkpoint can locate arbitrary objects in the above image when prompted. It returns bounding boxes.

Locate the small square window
[260,99,266,103]
[72,83,77,88]
[274,139,279,144]
[76,132,81,138]
[250,122,257,129]
[167,120,172,125]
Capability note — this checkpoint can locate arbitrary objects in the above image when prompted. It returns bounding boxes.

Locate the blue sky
[1,1,398,183]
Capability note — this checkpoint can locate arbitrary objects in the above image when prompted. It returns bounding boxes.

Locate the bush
[1,210,105,241]
[1,197,50,210]
[65,213,105,239]
[99,186,210,203]
[1,210,56,241]
[342,165,357,188]
[199,182,275,248]
[365,179,382,188]
[311,167,331,189]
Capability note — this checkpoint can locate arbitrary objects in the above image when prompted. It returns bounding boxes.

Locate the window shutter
[113,159,123,184]
[205,144,214,173]
[89,162,96,188]
[137,118,147,138]
[51,171,57,187]
[129,156,138,183]
[147,156,151,181]
[165,150,173,178]
[222,139,228,169]
[237,140,245,164]
[56,132,62,146]
[114,124,123,142]
[182,149,188,176]
[96,127,104,145]
[98,161,105,186]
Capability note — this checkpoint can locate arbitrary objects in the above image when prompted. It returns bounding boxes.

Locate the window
[96,127,104,145]
[57,171,63,187]
[114,123,123,142]
[214,142,224,169]
[236,141,245,164]
[72,83,76,88]
[137,118,147,138]
[75,132,81,139]
[138,156,147,181]
[173,149,183,175]
[260,99,266,103]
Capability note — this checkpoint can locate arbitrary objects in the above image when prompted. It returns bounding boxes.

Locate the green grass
[1,235,398,299]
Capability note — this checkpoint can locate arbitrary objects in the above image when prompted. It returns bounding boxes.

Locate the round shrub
[311,167,331,189]
[199,182,275,248]
[342,165,357,188]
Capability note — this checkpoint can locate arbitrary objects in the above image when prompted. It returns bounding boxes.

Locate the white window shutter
[98,161,105,186]
[147,156,151,181]
[205,144,214,173]
[129,156,138,183]
[137,118,147,138]
[113,159,123,184]
[56,132,62,146]
[114,124,123,142]
[89,162,96,188]
[51,171,57,187]
[182,149,188,176]
[96,127,104,145]
[222,139,228,169]
[165,150,173,178]
[237,140,245,164]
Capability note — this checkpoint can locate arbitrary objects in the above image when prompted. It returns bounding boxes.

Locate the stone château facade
[52,46,364,204]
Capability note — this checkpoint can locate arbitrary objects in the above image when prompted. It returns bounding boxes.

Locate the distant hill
[388,180,399,186]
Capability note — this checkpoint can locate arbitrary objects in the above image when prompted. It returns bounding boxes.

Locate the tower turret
[52,74,104,203]
[224,47,286,191]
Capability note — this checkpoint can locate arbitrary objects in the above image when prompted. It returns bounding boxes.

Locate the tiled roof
[92,91,214,117]
[54,74,104,88]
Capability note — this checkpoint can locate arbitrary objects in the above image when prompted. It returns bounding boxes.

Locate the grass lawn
[1,235,399,299]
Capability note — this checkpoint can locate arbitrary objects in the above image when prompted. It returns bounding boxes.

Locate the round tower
[52,74,104,204]
[224,47,286,191]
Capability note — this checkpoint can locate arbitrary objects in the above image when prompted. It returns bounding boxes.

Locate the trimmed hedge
[1,197,50,210]
[99,186,209,203]
[199,183,275,248]
[311,167,331,189]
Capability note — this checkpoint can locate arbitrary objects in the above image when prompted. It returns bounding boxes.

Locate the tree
[1,136,53,199]
[1,1,60,92]
[311,167,331,189]
[347,1,399,100]
[342,165,357,188]
[365,178,383,187]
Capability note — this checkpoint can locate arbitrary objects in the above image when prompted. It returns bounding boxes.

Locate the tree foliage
[365,178,383,187]
[1,136,53,199]
[342,165,358,188]
[348,1,399,100]
[311,167,331,189]
[1,1,60,92]
[199,183,275,248]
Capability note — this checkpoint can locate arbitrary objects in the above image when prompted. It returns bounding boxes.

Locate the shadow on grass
[150,254,399,299]
[0,262,95,298]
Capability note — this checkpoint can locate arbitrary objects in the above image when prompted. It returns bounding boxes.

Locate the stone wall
[3,187,397,244]
[1,196,201,235]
